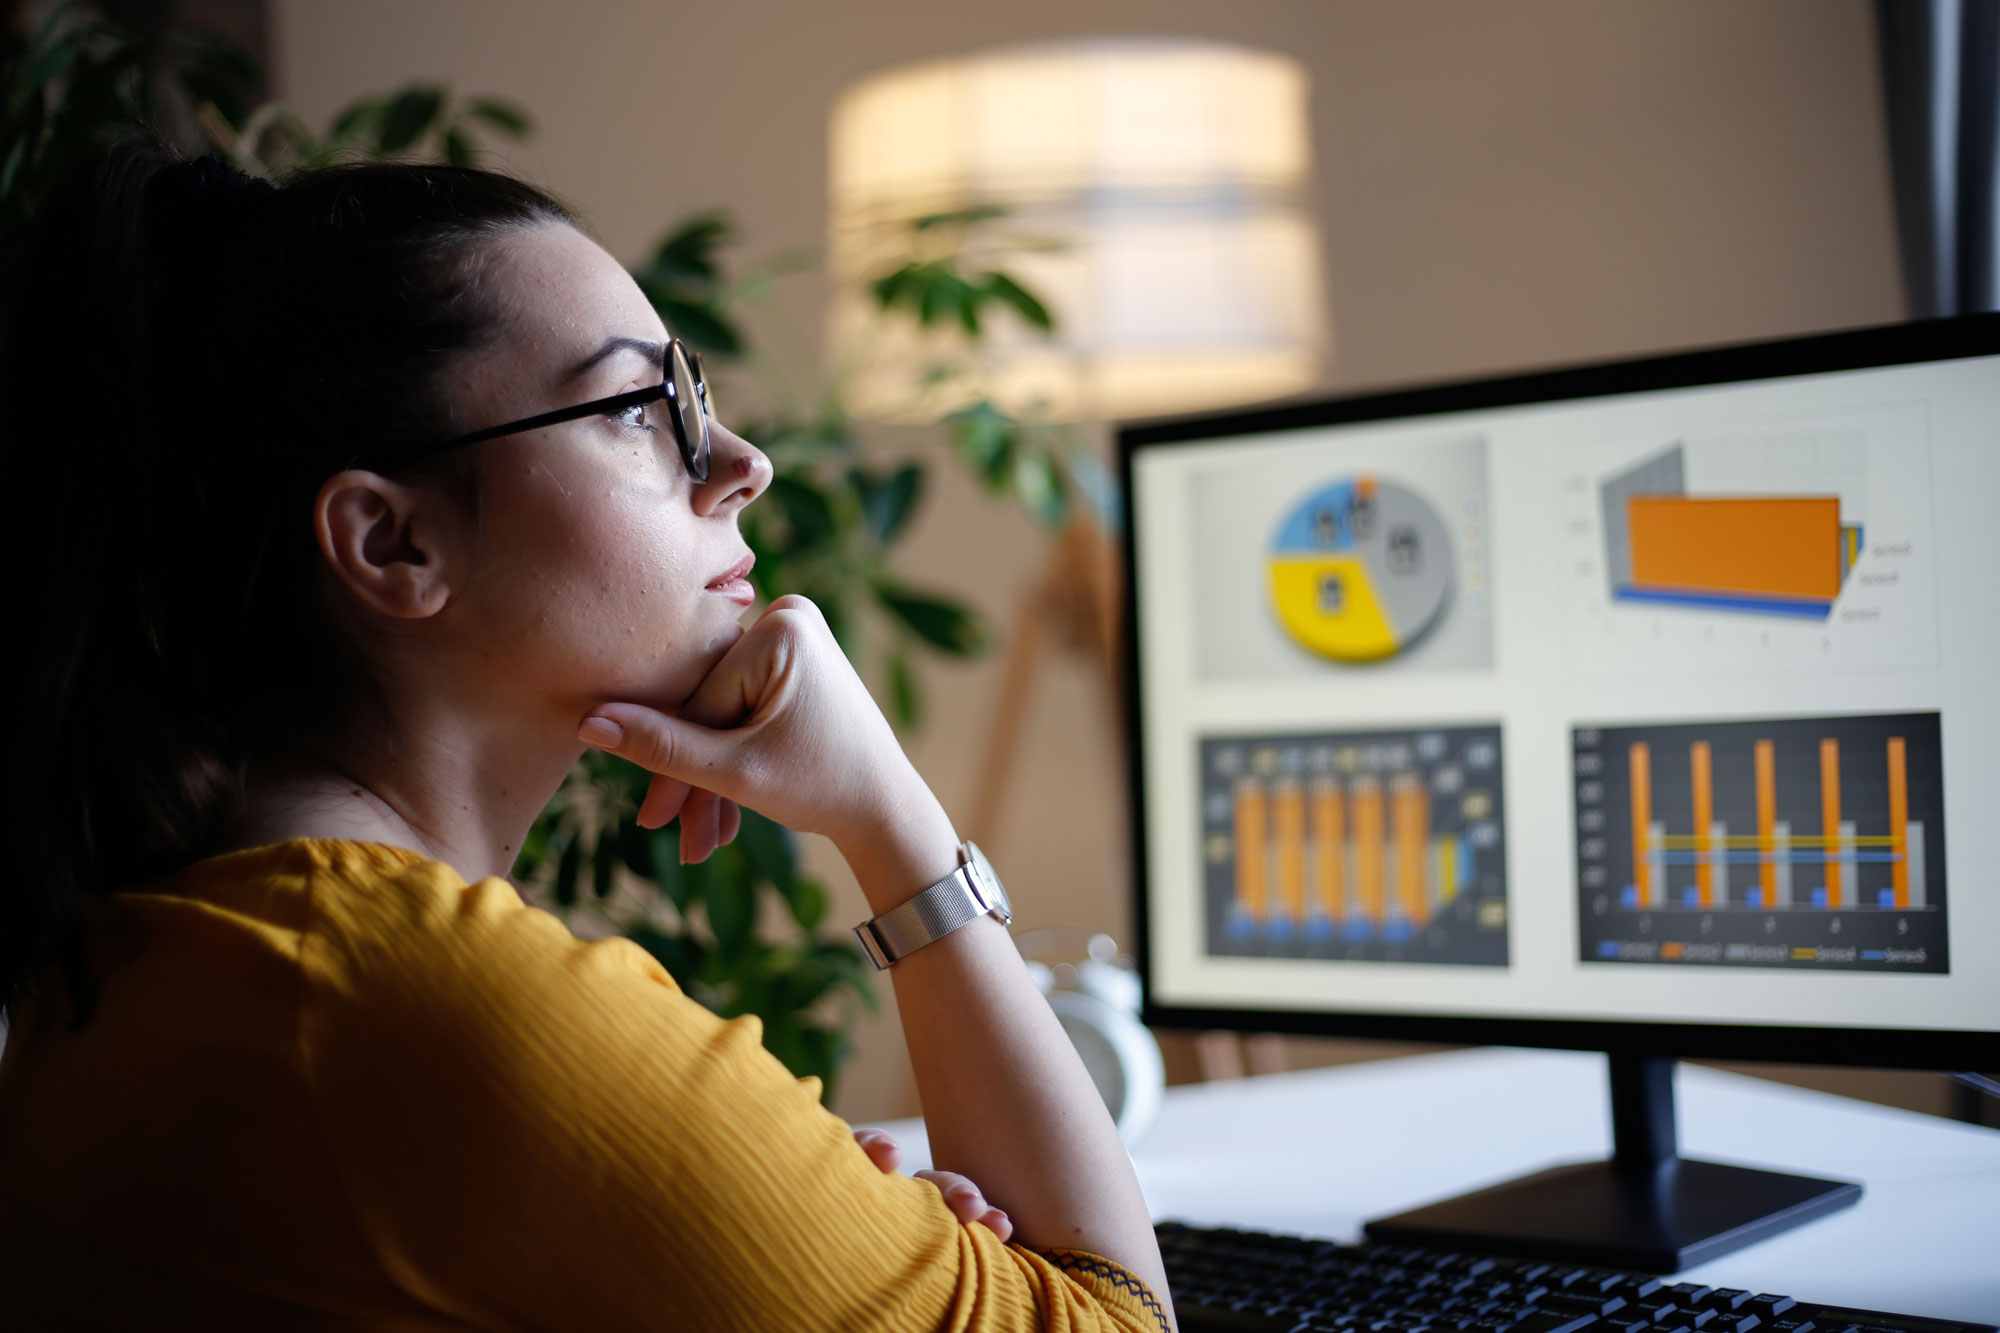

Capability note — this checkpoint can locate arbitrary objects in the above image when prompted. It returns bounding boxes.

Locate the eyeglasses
[430,338,714,481]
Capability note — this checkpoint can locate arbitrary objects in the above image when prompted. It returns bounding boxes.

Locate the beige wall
[274,0,1907,1123]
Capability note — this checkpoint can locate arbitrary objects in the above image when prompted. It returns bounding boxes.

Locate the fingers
[851,1127,901,1173]
[718,799,741,848]
[681,788,722,864]
[638,773,692,830]
[914,1169,1012,1242]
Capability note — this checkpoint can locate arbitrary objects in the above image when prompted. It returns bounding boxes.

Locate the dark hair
[3,138,574,1026]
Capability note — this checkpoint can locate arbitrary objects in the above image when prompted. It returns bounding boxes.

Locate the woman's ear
[313,470,462,620]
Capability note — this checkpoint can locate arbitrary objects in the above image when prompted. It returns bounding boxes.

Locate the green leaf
[591,836,618,899]
[650,829,693,911]
[617,818,656,880]
[327,95,384,144]
[626,925,705,989]
[649,210,734,284]
[735,808,797,891]
[465,96,533,139]
[766,475,838,552]
[909,203,1009,231]
[375,84,446,155]
[650,295,744,359]
[886,644,921,733]
[786,877,828,932]
[1014,450,1068,528]
[850,463,924,546]
[440,125,476,168]
[553,831,583,907]
[950,402,1014,490]
[875,583,991,656]
[702,862,756,964]
[983,270,1055,331]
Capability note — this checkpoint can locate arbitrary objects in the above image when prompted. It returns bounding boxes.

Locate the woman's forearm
[838,793,1176,1325]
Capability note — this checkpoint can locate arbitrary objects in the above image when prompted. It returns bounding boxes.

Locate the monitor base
[1363,1155,1861,1273]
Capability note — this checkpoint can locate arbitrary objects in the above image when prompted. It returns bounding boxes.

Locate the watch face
[965,841,1012,922]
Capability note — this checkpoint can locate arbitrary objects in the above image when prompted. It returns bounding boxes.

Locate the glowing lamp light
[827,38,1329,422]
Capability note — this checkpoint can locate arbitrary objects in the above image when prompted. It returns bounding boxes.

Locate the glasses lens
[690,350,716,421]
[669,343,710,482]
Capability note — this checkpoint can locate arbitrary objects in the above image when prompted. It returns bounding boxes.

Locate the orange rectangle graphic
[1690,741,1713,908]
[1274,779,1307,926]
[1629,743,1652,907]
[1755,740,1777,907]
[1311,777,1344,922]
[1627,495,1843,600]
[1233,778,1267,924]
[1393,776,1429,929]
[1353,778,1385,925]
[1820,739,1842,908]
[1888,737,1908,908]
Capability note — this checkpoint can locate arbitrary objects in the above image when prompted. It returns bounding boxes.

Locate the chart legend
[1200,725,1508,965]
[1574,713,1947,973]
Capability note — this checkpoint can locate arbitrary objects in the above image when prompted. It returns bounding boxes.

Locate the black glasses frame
[406,338,714,481]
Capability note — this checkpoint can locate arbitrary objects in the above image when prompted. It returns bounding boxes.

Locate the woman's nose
[695,422,771,514]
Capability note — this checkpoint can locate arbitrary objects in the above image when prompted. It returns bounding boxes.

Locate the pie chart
[1267,475,1453,662]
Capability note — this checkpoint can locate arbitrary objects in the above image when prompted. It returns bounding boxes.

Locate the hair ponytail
[4,138,572,1027]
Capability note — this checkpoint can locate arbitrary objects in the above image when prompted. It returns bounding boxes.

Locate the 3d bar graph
[1201,725,1508,967]
[1576,713,1948,974]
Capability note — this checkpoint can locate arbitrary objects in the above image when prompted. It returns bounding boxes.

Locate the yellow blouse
[0,838,1172,1332]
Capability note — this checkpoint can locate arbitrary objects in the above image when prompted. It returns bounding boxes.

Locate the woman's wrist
[833,772,963,917]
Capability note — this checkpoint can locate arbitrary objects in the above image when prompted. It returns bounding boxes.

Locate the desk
[861,1048,2000,1325]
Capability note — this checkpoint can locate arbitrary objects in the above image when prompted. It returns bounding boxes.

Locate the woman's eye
[611,401,652,430]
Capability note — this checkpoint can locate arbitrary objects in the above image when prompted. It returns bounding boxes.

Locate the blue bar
[1343,918,1374,943]
[1304,915,1335,941]
[1811,887,1828,909]
[1382,921,1416,944]
[1597,940,1622,959]
[1682,886,1700,908]
[1621,885,1639,910]
[1877,889,1894,908]
[1226,906,1258,940]
[1612,585,1834,619]
[1746,889,1763,909]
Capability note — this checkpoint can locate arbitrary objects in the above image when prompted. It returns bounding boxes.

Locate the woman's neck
[229,712,582,883]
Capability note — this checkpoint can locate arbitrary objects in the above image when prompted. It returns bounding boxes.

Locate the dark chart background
[1200,724,1510,966]
[1574,712,1948,974]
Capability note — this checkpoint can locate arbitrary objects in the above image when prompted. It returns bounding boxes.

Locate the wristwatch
[854,840,1012,969]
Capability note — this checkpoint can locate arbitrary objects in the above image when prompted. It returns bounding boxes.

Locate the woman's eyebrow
[564,336,666,382]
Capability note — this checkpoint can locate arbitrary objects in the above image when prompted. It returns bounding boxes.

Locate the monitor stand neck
[1364,1054,1861,1273]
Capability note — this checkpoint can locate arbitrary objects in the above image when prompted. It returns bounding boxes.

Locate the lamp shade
[827,38,1328,422]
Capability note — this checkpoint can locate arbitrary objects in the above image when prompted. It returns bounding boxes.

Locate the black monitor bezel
[1118,312,2000,1072]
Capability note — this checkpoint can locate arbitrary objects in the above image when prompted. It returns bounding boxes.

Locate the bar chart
[1573,713,1948,973]
[1200,725,1509,966]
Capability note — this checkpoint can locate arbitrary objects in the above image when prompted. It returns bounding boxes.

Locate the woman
[0,140,1175,1331]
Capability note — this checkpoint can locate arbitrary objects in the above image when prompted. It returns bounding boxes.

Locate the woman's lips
[706,553,756,605]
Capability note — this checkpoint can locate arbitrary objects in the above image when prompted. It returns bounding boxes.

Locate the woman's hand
[576,595,943,870]
[852,1128,1013,1243]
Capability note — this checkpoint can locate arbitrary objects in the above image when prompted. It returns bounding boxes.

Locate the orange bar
[1691,741,1713,908]
[1353,777,1385,925]
[1888,737,1909,908]
[1311,777,1344,921]
[1755,740,1777,907]
[1394,776,1428,928]
[1274,779,1307,926]
[1627,496,1843,600]
[1820,739,1842,907]
[1630,743,1652,907]
[1233,778,1267,924]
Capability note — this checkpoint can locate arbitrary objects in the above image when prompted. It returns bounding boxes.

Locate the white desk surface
[861,1047,2000,1325]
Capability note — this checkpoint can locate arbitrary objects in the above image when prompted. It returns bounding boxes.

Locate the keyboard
[1155,1222,1998,1333]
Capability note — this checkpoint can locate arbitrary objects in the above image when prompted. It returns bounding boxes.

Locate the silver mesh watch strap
[854,841,1009,970]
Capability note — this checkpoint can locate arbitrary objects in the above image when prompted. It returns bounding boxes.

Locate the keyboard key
[1763,1321,1814,1333]
[1745,1298,1799,1319]
[1670,1286,1716,1306]
[1705,1291,1756,1312]
[1507,1311,1605,1333]
[1540,1293,1631,1318]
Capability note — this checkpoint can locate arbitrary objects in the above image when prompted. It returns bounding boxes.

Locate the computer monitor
[1118,312,2000,1273]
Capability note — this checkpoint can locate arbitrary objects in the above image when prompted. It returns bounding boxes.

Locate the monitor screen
[1122,316,2000,1064]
